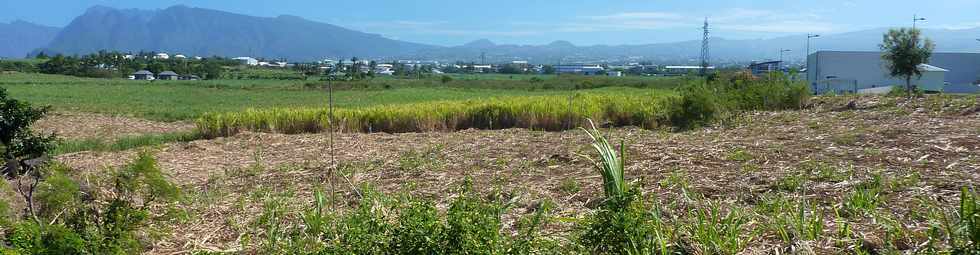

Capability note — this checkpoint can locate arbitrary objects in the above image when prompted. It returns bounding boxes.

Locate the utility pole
[699,17,711,77]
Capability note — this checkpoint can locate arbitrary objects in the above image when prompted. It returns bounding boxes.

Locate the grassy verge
[52,131,204,155]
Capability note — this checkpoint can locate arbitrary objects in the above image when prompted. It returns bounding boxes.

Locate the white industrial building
[233,57,259,66]
[807,51,980,94]
[556,64,604,75]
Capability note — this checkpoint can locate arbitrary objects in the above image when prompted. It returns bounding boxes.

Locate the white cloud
[348,7,842,40]
[577,8,840,34]
[932,22,980,30]
[589,12,685,21]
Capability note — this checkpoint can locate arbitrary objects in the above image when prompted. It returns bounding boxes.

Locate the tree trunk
[906,76,913,98]
[3,152,17,177]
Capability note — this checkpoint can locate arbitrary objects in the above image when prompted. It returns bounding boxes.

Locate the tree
[880,28,934,96]
[1,87,55,177]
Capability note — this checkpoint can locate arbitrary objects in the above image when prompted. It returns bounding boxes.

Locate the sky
[2,0,980,46]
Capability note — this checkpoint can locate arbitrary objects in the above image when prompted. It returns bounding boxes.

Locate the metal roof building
[807,51,980,94]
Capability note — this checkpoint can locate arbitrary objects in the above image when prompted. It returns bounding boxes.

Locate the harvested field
[50,95,980,254]
[33,112,195,141]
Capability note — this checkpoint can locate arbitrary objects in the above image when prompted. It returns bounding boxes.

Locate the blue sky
[3,0,979,46]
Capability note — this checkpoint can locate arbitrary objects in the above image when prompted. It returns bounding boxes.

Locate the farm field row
[44,97,980,254]
[1,73,667,121]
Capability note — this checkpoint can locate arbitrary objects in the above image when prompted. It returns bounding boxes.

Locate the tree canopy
[879,28,935,95]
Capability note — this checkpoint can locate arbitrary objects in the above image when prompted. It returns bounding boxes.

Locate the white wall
[807,51,949,93]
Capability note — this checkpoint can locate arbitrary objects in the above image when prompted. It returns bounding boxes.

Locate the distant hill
[418,28,980,64]
[40,5,437,60]
[27,4,980,63]
[0,20,60,58]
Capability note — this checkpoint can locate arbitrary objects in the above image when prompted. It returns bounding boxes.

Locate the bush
[1,152,181,254]
[1,87,56,177]
[669,74,809,129]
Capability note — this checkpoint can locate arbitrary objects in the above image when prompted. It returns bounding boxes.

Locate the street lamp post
[913,15,926,29]
[779,49,792,72]
[806,34,820,67]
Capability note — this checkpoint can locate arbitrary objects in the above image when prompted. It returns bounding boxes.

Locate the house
[607,71,624,77]
[233,57,259,66]
[748,61,783,76]
[174,54,187,59]
[132,70,154,80]
[123,54,135,60]
[157,71,179,80]
[556,64,605,75]
[154,53,170,60]
[807,51,980,94]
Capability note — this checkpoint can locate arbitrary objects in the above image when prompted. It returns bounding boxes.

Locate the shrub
[1,87,56,177]
[1,152,181,254]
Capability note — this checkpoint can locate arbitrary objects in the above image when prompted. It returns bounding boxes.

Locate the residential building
[556,64,604,75]
[132,70,154,80]
[807,51,980,94]
[607,71,624,77]
[157,71,179,80]
[154,53,170,60]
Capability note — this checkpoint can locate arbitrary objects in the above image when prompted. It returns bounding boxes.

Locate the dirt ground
[22,96,980,253]
[33,112,195,141]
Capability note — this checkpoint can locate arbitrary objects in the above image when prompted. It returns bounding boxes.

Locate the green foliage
[577,189,677,255]
[36,51,230,79]
[670,74,810,129]
[583,120,627,198]
[843,174,883,217]
[198,91,675,137]
[726,148,753,162]
[53,131,203,155]
[0,60,40,73]
[0,87,55,177]
[1,73,660,122]
[684,201,756,254]
[258,181,549,254]
[952,188,980,254]
[757,194,825,243]
[880,28,935,94]
[1,152,181,254]
[558,178,581,195]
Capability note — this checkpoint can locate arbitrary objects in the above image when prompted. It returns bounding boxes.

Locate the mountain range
[3,5,980,63]
[0,20,61,58]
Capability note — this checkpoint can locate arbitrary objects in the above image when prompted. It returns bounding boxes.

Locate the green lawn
[1,73,671,122]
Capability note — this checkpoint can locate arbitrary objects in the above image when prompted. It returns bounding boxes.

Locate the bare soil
[13,95,980,253]
[33,112,195,141]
